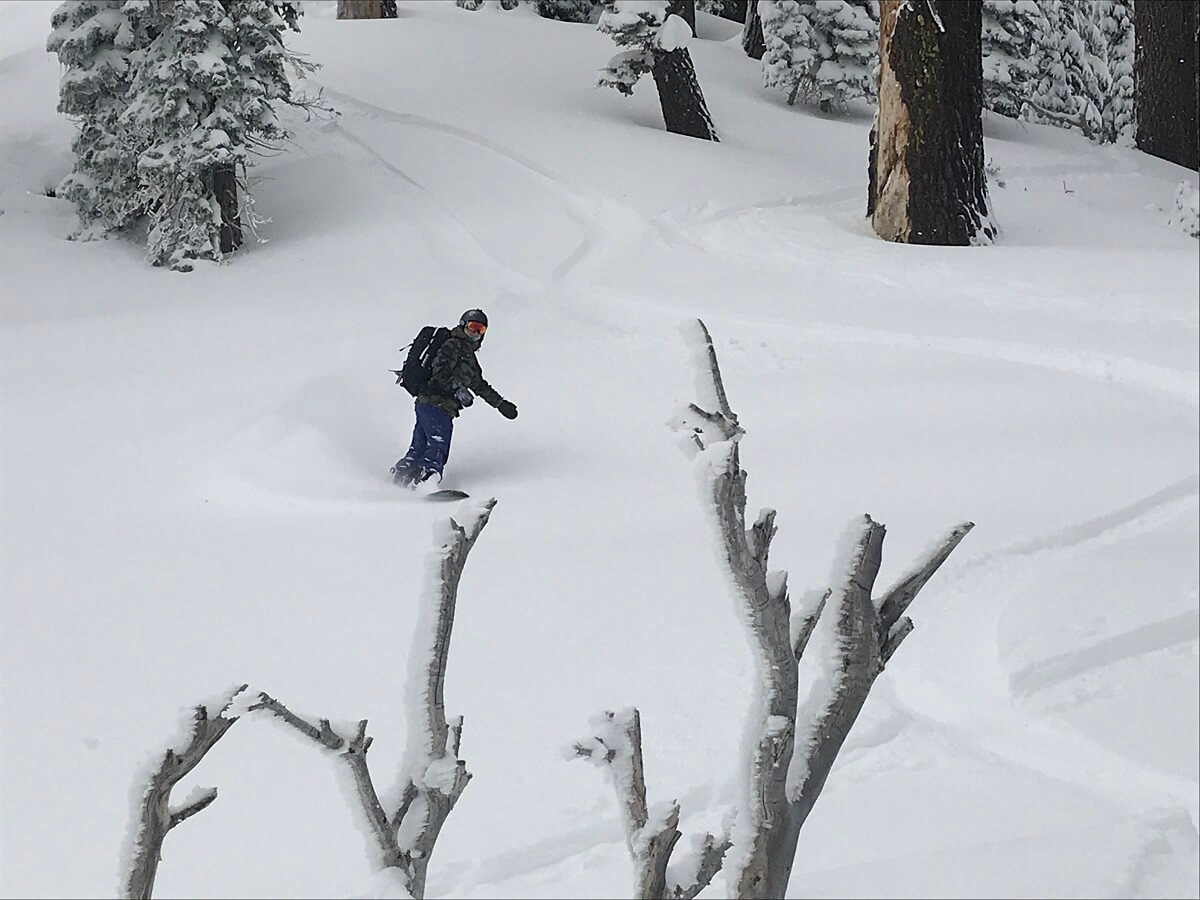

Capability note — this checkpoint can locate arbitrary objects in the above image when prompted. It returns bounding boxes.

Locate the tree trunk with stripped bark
[870,0,994,245]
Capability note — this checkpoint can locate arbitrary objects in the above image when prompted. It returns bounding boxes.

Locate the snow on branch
[124,685,249,900]
[572,708,730,899]
[250,693,404,872]
[672,318,973,900]
[121,500,498,900]
[392,498,496,897]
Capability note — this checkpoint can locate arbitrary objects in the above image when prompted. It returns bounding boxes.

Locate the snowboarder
[391,308,518,487]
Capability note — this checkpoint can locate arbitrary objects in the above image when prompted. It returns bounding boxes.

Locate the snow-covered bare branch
[124,685,249,900]
[675,319,972,899]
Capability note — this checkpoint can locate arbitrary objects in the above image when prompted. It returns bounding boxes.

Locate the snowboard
[425,489,469,502]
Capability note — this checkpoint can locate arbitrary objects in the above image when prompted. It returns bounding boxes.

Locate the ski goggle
[464,321,487,336]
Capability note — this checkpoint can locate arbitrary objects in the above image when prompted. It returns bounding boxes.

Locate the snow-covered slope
[1,2,1196,898]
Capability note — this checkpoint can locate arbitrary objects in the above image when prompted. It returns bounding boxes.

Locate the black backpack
[393,325,451,397]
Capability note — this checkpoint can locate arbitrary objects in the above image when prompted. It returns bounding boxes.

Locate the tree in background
[1092,0,1135,145]
[598,0,719,141]
[759,0,878,111]
[120,0,310,271]
[698,0,746,24]
[534,0,601,23]
[1135,0,1199,170]
[46,1,154,240]
[1022,0,1110,141]
[336,0,397,18]
[982,0,1124,145]
[742,0,765,59]
[981,0,1040,119]
[869,0,994,245]
[48,0,314,271]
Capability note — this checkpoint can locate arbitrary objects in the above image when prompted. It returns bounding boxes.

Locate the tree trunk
[717,0,747,25]
[1135,0,1199,169]
[212,163,242,254]
[651,47,720,141]
[668,0,696,35]
[742,0,765,59]
[337,0,393,18]
[870,0,994,245]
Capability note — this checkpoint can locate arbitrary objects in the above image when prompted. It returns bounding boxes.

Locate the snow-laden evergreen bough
[759,0,878,111]
[46,1,154,239]
[575,320,972,899]
[981,0,1117,144]
[122,500,497,900]
[48,0,318,271]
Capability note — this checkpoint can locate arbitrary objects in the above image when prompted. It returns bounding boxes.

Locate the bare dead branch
[125,685,248,900]
[679,321,972,900]
[250,692,345,750]
[167,788,218,830]
[395,500,495,899]
[251,692,402,867]
[877,521,975,635]
[670,831,734,900]
[879,616,915,666]
[390,780,419,834]
[793,589,830,661]
[572,709,690,900]
[693,319,738,426]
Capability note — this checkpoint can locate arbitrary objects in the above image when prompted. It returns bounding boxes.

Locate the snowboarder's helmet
[460,309,488,328]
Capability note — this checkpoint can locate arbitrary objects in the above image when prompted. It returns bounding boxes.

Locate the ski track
[316,85,649,288]
[590,289,1200,412]
[320,118,543,294]
[1008,607,1199,697]
[897,473,1200,840]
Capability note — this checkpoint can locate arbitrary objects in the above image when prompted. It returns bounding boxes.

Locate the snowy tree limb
[676,319,972,899]
[394,500,495,898]
[251,694,404,868]
[572,708,729,899]
[247,500,495,899]
[125,685,248,900]
[123,501,497,899]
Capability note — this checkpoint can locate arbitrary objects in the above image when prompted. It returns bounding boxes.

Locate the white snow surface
[2,2,1198,898]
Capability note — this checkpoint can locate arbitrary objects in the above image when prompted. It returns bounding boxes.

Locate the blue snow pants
[398,401,454,481]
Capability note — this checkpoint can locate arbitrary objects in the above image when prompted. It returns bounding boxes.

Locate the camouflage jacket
[417,325,504,417]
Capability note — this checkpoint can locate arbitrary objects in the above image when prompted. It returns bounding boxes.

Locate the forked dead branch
[123,501,497,900]
[577,319,973,899]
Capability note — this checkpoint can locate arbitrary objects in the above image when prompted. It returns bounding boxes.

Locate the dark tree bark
[337,0,396,18]
[870,0,994,245]
[742,0,765,59]
[1135,0,1199,170]
[651,46,720,141]
[650,4,718,143]
[212,163,242,254]
[715,0,747,25]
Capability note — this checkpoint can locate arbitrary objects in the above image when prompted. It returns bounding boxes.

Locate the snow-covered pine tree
[121,0,308,271]
[698,0,745,23]
[981,0,1042,118]
[456,0,522,10]
[597,1,662,94]
[534,0,600,22]
[1023,0,1111,141]
[598,0,718,140]
[46,1,155,240]
[1092,0,1134,144]
[759,0,877,111]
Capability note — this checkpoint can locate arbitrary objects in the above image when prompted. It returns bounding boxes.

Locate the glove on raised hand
[497,400,518,420]
[454,386,474,407]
